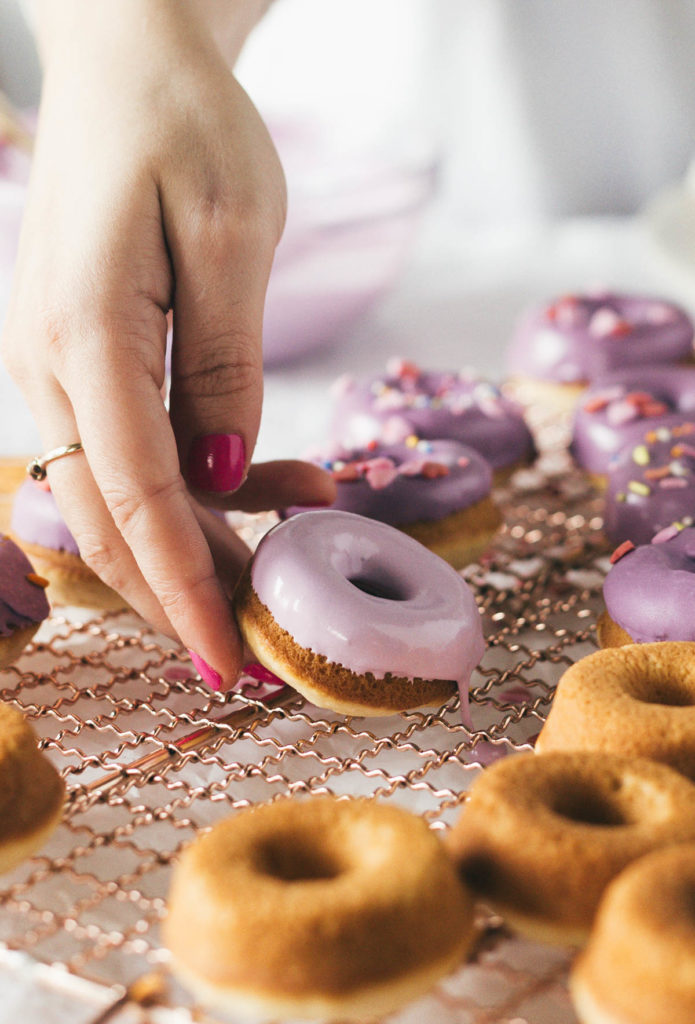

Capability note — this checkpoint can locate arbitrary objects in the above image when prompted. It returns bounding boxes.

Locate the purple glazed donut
[603,419,695,546]
[600,525,695,645]
[0,534,50,667]
[233,510,485,718]
[571,366,695,479]
[329,359,535,478]
[285,439,501,568]
[507,291,694,385]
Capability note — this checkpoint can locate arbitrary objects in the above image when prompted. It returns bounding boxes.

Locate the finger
[193,501,251,600]
[226,460,337,514]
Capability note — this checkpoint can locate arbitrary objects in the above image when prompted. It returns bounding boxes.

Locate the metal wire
[0,436,605,1024]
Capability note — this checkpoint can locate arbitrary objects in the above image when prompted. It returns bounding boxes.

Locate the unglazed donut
[598,525,695,646]
[0,533,50,668]
[11,479,128,611]
[447,750,695,946]
[571,844,695,1024]
[0,703,64,872]
[285,438,502,568]
[603,417,695,545]
[536,642,695,777]
[571,366,695,482]
[164,796,476,1021]
[329,359,535,480]
[233,510,485,718]
[506,291,694,415]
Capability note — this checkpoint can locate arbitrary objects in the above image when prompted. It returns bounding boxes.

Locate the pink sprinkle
[381,415,412,444]
[674,443,695,458]
[659,476,689,488]
[457,456,470,468]
[363,457,399,490]
[606,401,640,426]
[398,457,428,477]
[589,307,632,338]
[624,391,656,406]
[610,540,635,564]
[639,401,669,417]
[652,524,680,544]
[554,297,588,329]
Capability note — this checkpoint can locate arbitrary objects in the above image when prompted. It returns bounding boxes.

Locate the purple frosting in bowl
[0,535,50,637]
[604,418,695,545]
[329,360,534,472]
[285,438,492,525]
[604,525,695,642]
[572,366,695,476]
[11,479,79,556]
[507,291,694,384]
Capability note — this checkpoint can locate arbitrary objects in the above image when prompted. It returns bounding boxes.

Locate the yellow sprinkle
[405,435,419,448]
[628,480,651,496]
[632,445,650,466]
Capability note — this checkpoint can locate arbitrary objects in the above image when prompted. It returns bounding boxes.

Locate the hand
[2,1,335,690]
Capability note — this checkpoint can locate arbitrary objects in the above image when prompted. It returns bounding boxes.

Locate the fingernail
[187,433,246,492]
[188,649,222,691]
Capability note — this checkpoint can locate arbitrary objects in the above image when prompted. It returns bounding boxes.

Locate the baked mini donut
[571,844,695,1024]
[571,366,695,483]
[284,439,502,569]
[164,795,476,1021]
[447,750,695,947]
[603,417,695,545]
[11,479,128,611]
[506,291,694,415]
[329,359,535,481]
[0,703,64,873]
[597,526,695,647]
[233,510,485,718]
[536,642,695,777]
[0,533,50,668]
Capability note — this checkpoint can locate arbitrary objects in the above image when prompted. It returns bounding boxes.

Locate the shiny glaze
[604,418,695,545]
[250,510,485,709]
[329,360,534,471]
[0,534,49,637]
[11,479,79,555]
[572,367,695,475]
[604,525,695,642]
[507,291,694,384]
[285,438,492,524]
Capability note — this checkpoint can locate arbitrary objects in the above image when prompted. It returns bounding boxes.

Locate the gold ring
[27,442,84,481]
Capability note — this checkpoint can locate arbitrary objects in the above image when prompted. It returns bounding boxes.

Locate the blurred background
[2,0,695,457]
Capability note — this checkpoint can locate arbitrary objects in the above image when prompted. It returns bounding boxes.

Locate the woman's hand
[2,0,335,690]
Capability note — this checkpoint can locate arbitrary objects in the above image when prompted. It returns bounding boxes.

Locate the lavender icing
[329,359,534,471]
[250,510,485,711]
[604,525,695,642]
[0,535,50,638]
[604,418,695,545]
[507,292,694,384]
[572,367,695,476]
[285,438,492,525]
[11,479,79,556]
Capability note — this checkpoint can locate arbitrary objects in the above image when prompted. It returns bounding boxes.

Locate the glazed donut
[447,750,695,947]
[285,438,502,569]
[0,533,50,668]
[164,795,476,1021]
[0,703,64,873]
[598,526,695,647]
[232,509,485,717]
[11,479,128,611]
[571,366,695,483]
[603,417,695,545]
[329,359,535,481]
[571,844,695,1024]
[506,291,694,415]
[536,642,695,777]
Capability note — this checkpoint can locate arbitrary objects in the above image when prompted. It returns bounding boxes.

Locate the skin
[1,0,335,688]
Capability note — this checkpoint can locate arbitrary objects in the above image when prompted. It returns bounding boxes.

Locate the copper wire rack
[0,425,610,1024]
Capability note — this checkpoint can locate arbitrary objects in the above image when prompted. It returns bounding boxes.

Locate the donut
[164,795,476,1021]
[10,478,128,611]
[571,366,695,483]
[597,525,695,647]
[232,509,485,717]
[284,438,502,569]
[506,291,694,415]
[329,359,535,481]
[536,642,695,777]
[0,533,50,668]
[571,844,695,1024]
[0,703,64,873]
[603,417,695,545]
[446,750,695,947]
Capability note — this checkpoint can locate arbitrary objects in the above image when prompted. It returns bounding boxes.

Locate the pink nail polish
[187,433,245,493]
[188,649,222,691]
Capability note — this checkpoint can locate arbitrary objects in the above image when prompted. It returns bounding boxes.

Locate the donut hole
[628,671,695,707]
[256,834,344,882]
[551,784,629,827]
[348,575,408,601]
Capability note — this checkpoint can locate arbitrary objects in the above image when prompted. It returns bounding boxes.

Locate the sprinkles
[610,540,635,564]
